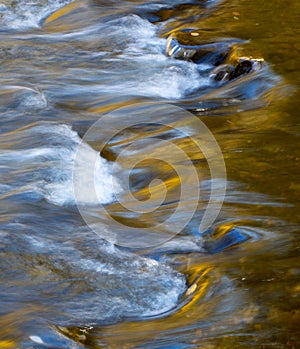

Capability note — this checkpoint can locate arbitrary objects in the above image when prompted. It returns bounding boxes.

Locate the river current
[0,0,299,348]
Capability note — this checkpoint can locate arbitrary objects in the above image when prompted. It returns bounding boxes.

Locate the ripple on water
[0,123,120,205]
[0,0,72,29]
[0,85,47,116]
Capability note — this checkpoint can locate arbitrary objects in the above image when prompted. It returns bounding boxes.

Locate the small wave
[0,85,47,113]
[0,123,120,206]
[2,224,186,324]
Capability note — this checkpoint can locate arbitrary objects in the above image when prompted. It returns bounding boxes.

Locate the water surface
[0,0,299,348]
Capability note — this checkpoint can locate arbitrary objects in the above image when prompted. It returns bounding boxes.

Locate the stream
[0,0,299,348]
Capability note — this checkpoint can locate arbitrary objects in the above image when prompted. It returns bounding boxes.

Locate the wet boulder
[166,30,237,66]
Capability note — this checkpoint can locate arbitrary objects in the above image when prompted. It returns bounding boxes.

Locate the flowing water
[0,0,299,348]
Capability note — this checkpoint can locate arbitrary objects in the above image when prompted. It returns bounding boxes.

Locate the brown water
[0,0,299,348]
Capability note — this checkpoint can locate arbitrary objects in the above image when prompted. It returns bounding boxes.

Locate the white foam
[0,148,52,161]
[108,15,210,99]
[0,124,120,207]
[21,90,48,109]
[136,62,209,99]
[46,140,121,206]
[38,125,121,206]
[84,61,206,100]
[29,336,44,345]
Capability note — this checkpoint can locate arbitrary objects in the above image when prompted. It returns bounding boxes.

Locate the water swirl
[73,102,226,248]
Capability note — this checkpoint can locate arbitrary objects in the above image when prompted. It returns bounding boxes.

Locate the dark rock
[211,58,264,82]
[211,64,235,82]
[166,32,234,66]
[229,59,253,80]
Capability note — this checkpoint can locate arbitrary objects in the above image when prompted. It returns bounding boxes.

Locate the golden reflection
[0,340,15,349]
[136,176,181,200]
[42,0,100,33]
[43,0,89,26]
[88,98,142,114]
[180,266,212,313]
[208,221,237,239]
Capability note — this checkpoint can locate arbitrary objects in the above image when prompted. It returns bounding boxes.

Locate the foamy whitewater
[0,123,120,206]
